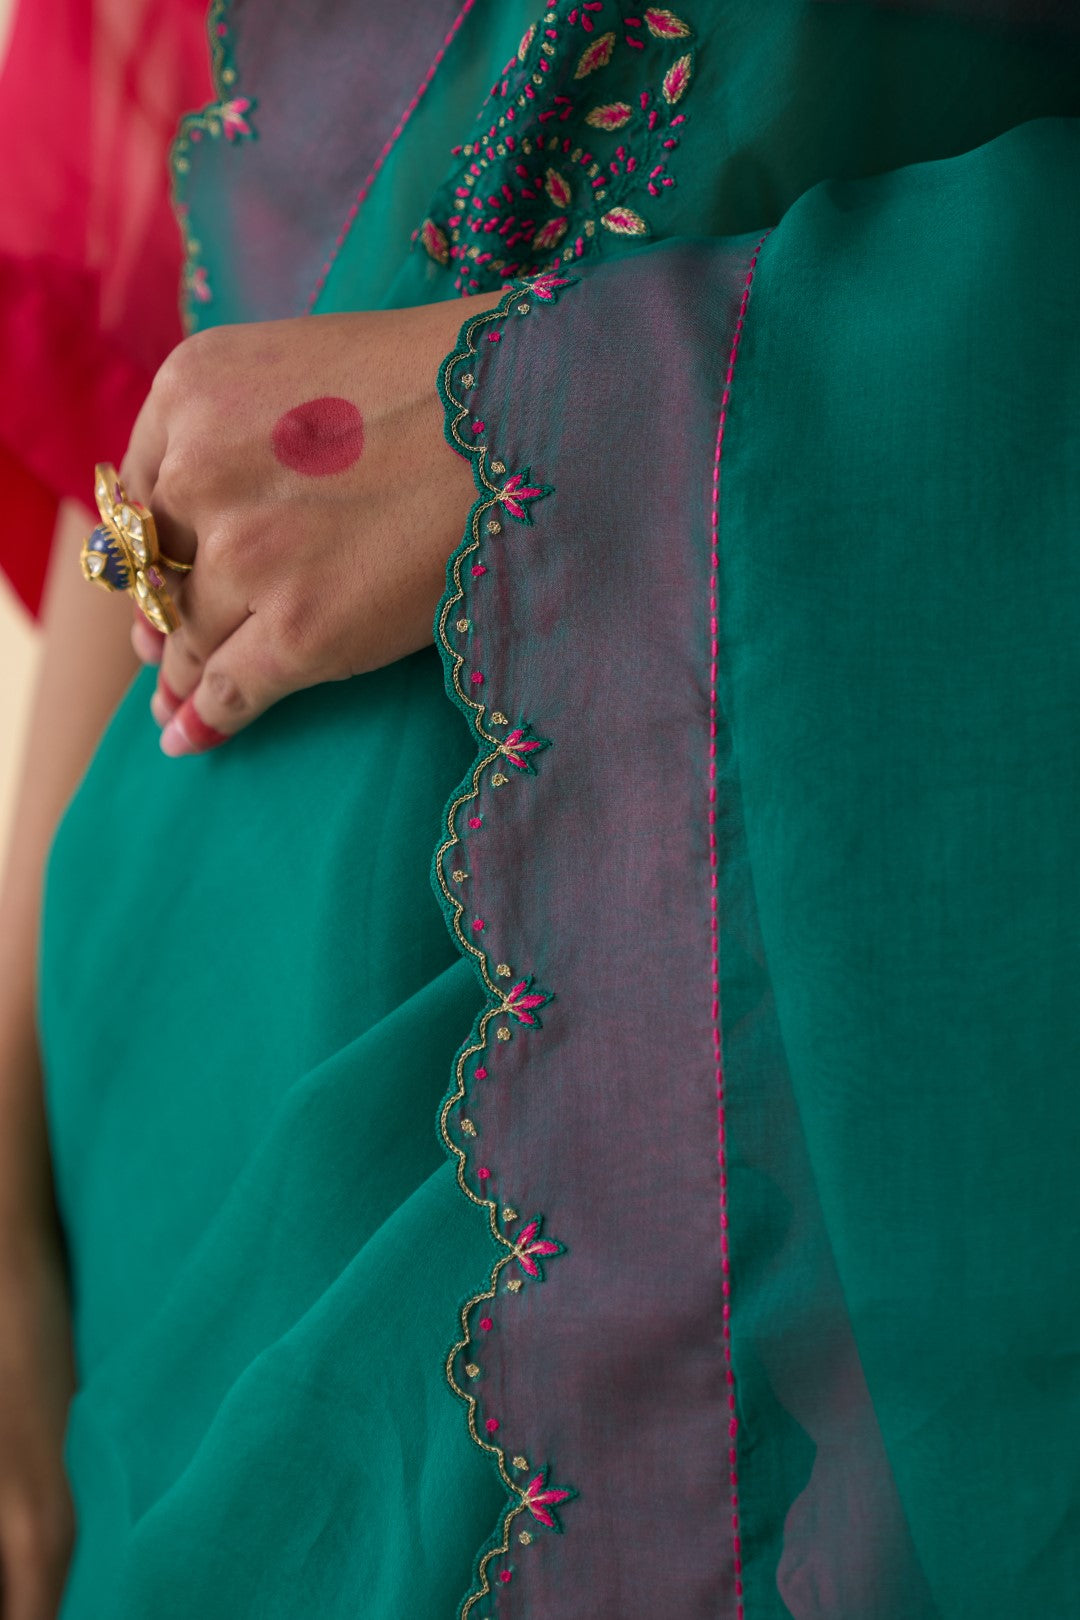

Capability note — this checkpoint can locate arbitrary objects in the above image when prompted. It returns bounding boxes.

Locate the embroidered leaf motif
[189,265,211,303]
[219,97,253,140]
[601,206,649,236]
[573,30,616,78]
[521,272,574,303]
[498,725,551,774]
[497,469,549,523]
[500,978,552,1028]
[585,101,633,130]
[645,7,692,37]
[662,51,693,104]
[522,1468,575,1531]
[545,168,572,209]
[511,1216,566,1282]
[420,219,450,266]
[533,217,570,252]
[517,22,536,63]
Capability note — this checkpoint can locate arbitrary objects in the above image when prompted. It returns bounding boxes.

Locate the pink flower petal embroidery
[601,206,649,236]
[420,219,450,266]
[662,51,693,104]
[585,101,632,130]
[574,29,615,77]
[544,168,572,209]
[533,216,570,252]
[645,7,691,37]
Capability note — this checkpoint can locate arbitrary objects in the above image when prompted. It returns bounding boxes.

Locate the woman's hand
[122,293,500,755]
[0,1230,74,1620]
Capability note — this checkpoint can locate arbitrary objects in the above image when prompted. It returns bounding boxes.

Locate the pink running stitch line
[303,0,477,314]
[709,226,771,1620]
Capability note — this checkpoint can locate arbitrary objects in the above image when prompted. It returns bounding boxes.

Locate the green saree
[40,2,1080,1615]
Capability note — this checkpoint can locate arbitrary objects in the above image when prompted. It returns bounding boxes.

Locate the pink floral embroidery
[420,218,450,266]
[511,1215,566,1282]
[219,97,254,140]
[498,470,550,523]
[645,6,692,37]
[520,271,575,302]
[574,30,616,76]
[433,286,578,1616]
[500,978,552,1029]
[662,52,693,104]
[188,265,211,303]
[498,725,551,774]
[419,1,697,294]
[522,1469,576,1530]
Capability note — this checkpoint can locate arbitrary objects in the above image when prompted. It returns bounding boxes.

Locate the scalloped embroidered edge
[169,0,257,330]
[431,273,578,1618]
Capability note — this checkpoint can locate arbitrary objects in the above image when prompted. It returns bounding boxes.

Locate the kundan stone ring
[80,462,191,635]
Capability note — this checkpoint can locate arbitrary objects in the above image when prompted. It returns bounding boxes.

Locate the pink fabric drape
[0,0,210,613]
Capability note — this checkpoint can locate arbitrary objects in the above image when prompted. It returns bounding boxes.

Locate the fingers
[131,610,164,667]
[152,556,250,727]
[118,389,167,510]
[159,613,302,757]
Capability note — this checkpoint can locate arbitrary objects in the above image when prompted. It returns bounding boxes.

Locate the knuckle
[154,328,214,397]
[270,591,321,665]
[202,518,263,578]
[153,439,202,507]
[203,667,251,718]
[166,631,204,676]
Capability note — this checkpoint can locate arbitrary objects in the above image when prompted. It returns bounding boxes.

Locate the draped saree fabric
[36,2,1080,1615]
[0,0,210,612]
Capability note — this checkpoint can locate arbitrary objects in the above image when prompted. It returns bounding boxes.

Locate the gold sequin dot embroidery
[496,1026,511,1042]
[519,1531,533,1546]
[461,1118,477,1136]
[517,303,530,315]
[491,461,506,475]
[491,711,508,726]
[496,963,511,978]
[502,1206,518,1222]
[492,772,508,787]
[465,1363,480,1378]
[506,1278,523,1292]
[461,373,475,388]
[513,1455,529,1471]
[456,618,470,633]
[452,869,468,883]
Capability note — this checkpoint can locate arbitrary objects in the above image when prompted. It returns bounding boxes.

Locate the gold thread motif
[434,281,576,1617]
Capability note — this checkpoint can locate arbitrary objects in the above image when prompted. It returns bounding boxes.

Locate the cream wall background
[0,0,42,856]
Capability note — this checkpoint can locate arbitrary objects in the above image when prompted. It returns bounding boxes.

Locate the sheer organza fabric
[32,3,1080,1615]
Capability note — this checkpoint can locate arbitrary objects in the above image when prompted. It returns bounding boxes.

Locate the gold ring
[80,463,187,634]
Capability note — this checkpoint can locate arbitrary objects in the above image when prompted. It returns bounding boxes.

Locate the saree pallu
[40,2,1080,1615]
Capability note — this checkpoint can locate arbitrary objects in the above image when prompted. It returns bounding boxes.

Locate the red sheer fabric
[0,0,211,614]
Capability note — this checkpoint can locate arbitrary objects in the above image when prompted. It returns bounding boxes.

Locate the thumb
[159,614,293,757]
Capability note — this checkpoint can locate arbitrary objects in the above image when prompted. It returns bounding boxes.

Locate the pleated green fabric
[38,2,1080,1614]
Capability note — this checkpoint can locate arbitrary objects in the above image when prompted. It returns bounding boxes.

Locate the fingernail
[160,698,228,757]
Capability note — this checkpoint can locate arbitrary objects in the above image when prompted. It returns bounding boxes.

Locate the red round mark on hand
[271,397,365,476]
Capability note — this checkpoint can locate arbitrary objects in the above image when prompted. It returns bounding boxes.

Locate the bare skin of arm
[0,501,136,1620]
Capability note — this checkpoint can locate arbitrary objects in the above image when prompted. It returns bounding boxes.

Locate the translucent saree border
[709,227,771,1620]
[169,0,256,327]
[432,273,578,1617]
